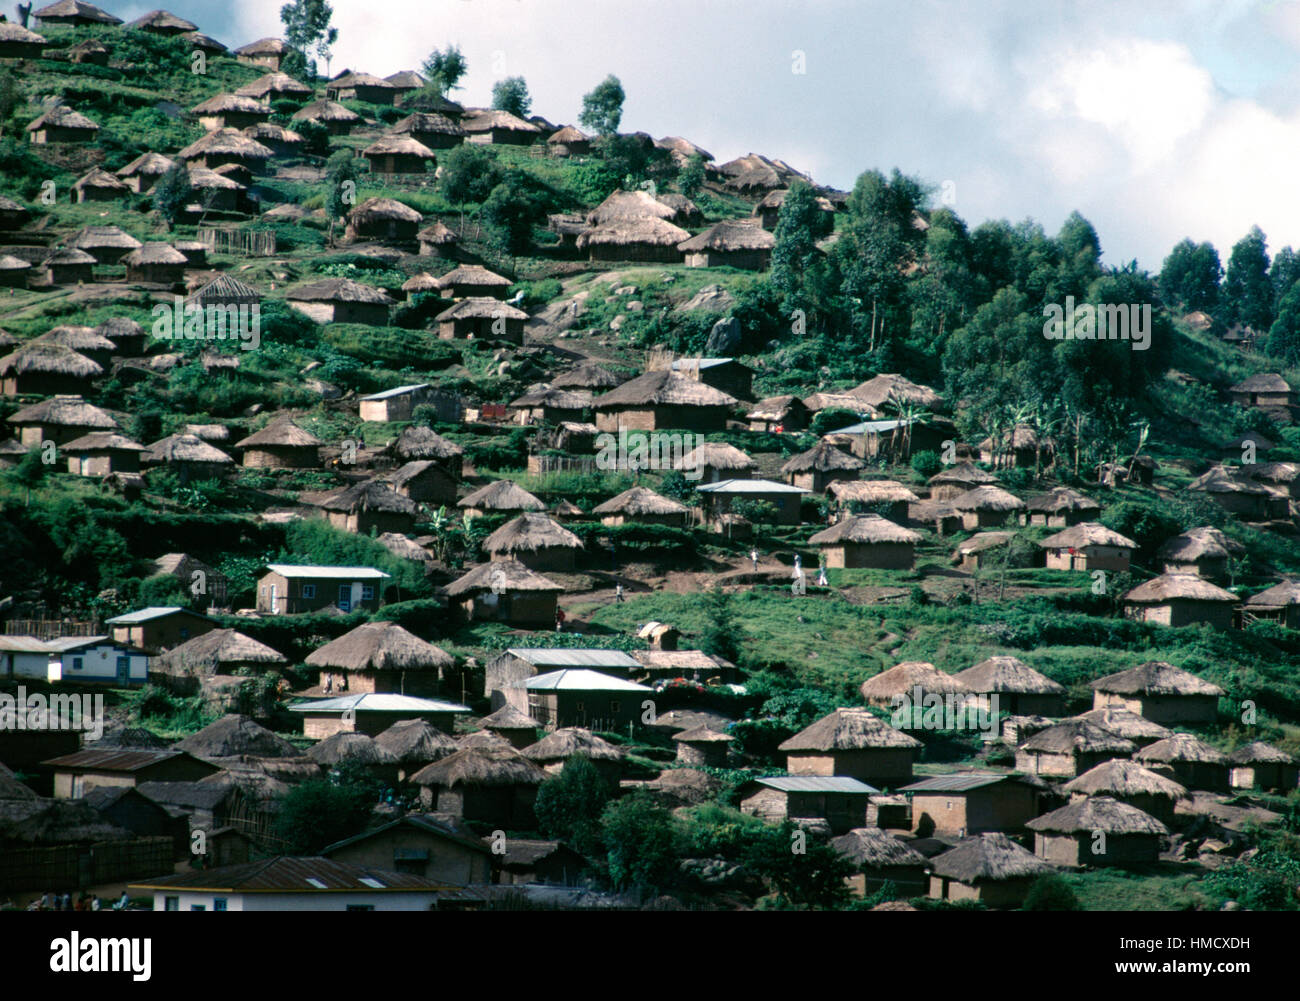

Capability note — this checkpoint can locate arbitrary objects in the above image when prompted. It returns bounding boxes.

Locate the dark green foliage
[910,449,942,478]
[151,164,192,231]
[273,777,376,854]
[421,45,467,98]
[743,822,853,909]
[1160,238,1222,314]
[600,792,678,891]
[1023,873,1081,910]
[437,144,503,206]
[280,0,337,77]
[700,585,741,664]
[534,755,608,857]
[481,176,551,256]
[1222,225,1273,332]
[809,408,863,436]
[579,74,625,136]
[677,154,705,198]
[491,76,532,118]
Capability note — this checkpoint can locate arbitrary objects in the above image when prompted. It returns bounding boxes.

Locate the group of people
[749,549,829,587]
[23,890,131,911]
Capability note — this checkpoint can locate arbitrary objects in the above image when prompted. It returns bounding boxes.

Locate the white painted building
[0,635,148,685]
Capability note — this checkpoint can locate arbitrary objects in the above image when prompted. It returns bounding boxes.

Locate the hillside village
[2,0,1300,914]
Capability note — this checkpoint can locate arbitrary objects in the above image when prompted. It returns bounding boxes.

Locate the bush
[1023,874,1081,911]
[535,755,608,857]
[437,144,503,205]
[911,450,943,479]
[600,792,679,891]
[810,408,863,436]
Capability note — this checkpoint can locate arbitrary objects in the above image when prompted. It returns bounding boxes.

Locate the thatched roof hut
[1026,795,1167,836]
[953,655,1065,717]
[305,622,453,674]
[445,559,563,598]
[435,297,527,343]
[0,21,48,57]
[860,661,972,706]
[390,112,466,148]
[1021,719,1135,756]
[235,71,312,100]
[827,479,921,512]
[0,798,133,846]
[950,485,1025,513]
[27,104,100,142]
[928,833,1051,905]
[116,151,177,192]
[175,714,299,759]
[1122,574,1238,625]
[478,704,541,749]
[831,826,928,869]
[433,264,512,298]
[1092,661,1224,699]
[779,707,921,752]
[235,417,322,468]
[1136,733,1228,765]
[808,514,921,549]
[551,360,621,390]
[362,135,436,174]
[1156,526,1239,577]
[307,731,398,768]
[782,440,865,492]
[153,629,286,679]
[678,219,775,269]
[674,441,756,481]
[9,394,116,443]
[390,426,464,466]
[927,461,996,500]
[316,480,420,534]
[577,216,691,262]
[72,166,128,203]
[851,373,944,411]
[291,99,361,133]
[177,127,273,169]
[1063,760,1187,801]
[373,719,458,767]
[458,479,545,516]
[592,485,690,524]
[142,433,234,469]
[180,31,226,54]
[0,341,102,395]
[592,369,736,432]
[521,727,625,769]
[483,513,583,571]
[409,746,547,789]
[417,221,459,256]
[456,730,515,751]
[67,224,142,262]
[1024,487,1101,525]
[0,762,36,800]
[127,9,198,33]
[346,196,424,243]
[192,92,271,129]
[1072,708,1171,745]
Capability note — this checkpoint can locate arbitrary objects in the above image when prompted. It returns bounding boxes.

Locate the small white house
[131,856,458,911]
[0,635,148,685]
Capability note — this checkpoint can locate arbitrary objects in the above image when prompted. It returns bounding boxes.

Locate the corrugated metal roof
[360,383,429,400]
[899,772,1013,793]
[129,856,457,892]
[44,635,111,652]
[833,419,911,435]
[754,776,879,794]
[506,647,640,668]
[43,748,186,771]
[0,636,56,653]
[523,669,652,692]
[671,357,737,370]
[264,564,390,579]
[289,693,470,713]
[105,606,194,624]
[696,478,810,494]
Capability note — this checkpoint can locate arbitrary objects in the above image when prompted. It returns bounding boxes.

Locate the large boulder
[705,315,742,355]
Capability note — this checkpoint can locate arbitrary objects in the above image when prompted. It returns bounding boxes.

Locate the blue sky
[110,0,1300,269]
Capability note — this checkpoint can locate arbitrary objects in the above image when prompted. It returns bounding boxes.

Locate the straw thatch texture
[409,746,547,788]
[307,732,398,767]
[592,486,690,517]
[176,715,300,759]
[154,629,287,677]
[305,622,453,672]
[808,514,922,546]
[1026,796,1168,835]
[1063,760,1187,800]
[458,479,545,513]
[1091,661,1224,697]
[521,727,625,762]
[483,513,583,555]
[954,656,1065,695]
[373,719,458,765]
[445,559,563,596]
[929,833,1052,883]
[594,369,737,408]
[782,440,866,474]
[778,708,921,751]
[860,661,972,702]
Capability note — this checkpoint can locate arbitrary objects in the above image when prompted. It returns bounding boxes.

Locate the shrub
[911,449,943,479]
[535,755,608,857]
[1023,874,1081,911]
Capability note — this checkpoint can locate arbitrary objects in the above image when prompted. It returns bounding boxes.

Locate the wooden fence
[4,619,102,639]
[198,227,277,257]
[0,837,173,892]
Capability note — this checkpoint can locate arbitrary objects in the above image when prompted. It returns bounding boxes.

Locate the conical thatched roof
[9,394,115,429]
[1063,760,1187,800]
[362,135,436,159]
[288,277,395,305]
[89,726,169,749]
[44,248,96,267]
[1156,526,1239,562]
[551,360,621,390]
[235,71,312,99]
[117,151,178,178]
[950,485,1026,512]
[1026,487,1101,514]
[679,218,775,253]
[176,715,299,759]
[586,190,681,226]
[244,123,303,145]
[830,827,928,868]
[1026,796,1168,835]
[331,70,397,90]
[349,196,423,226]
[808,514,921,546]
[1040,522,1138,550]
[38,325,115,354]
[458,479,545,512]
[457,730,514,751]
[96,317,145,342]
[594,369,736,408]
[1021,719,1136,755]
[1124,573,1238,604]
[778,707,921,751]
[850,373,944,410]
[509,386,592,410]
[577,217,692,250]
[27,105,99,133]
[417,221,458,246]
[0,21,47,45]
[675,441,755,473]
[154,629,287,677]
[954,656,1066,696]
[186,166,244,191]
[592,486,690,517]
[0,342,102,379]
[317,480,419,516]
[522,727,625,762]
[782,440,866,474]
[673,724,734,744]
[305,622,453,672]
[1091,661,1224,697]
[232,37,287,57]
[143,433,234,465]
[68,225,142,252]
[307,732,398,767]
[548,125,590,145]
[480,704,541,731]
[392,425,463,461]
[409,746,548,788]
[186,274,261,307]
[192,93,270,116]
[391,112,465,138]
[62,432,144,453]
[180,31,226,53]
[127,8,197,32]
[123,243,188,267]
[235,417,323,449]
[1188,466,1271,496]
[1072,708,1172,742]
[929,833,1051,884]
[860,662,972,702]
[373,719,458,766]
[0,798,133,845]
[1245,579,1300,608]
[401,272,442,293]
[291,99,361,124]
[928,462,996,487]
[434,297,528,321]
[484,513,583,555]
[178,127,273,160]
[1230,372,1290,393]
[1135,733,1229,765]
[73,166,127,192]
[1228,741,1296,765]
[828,479,920,505]
[445,559,563,596]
